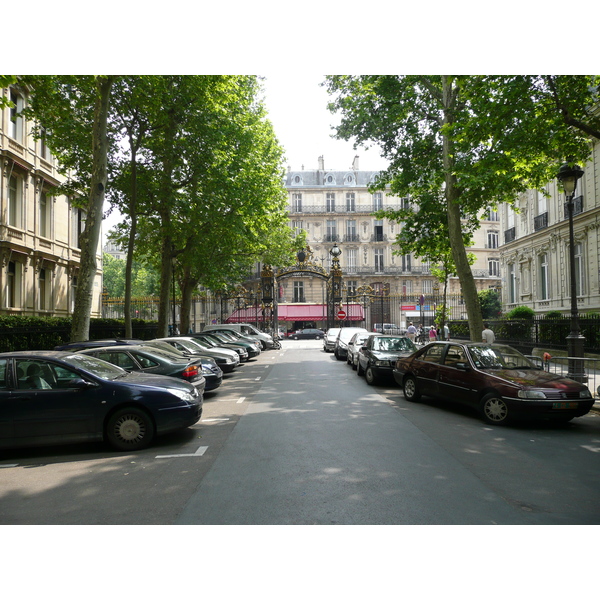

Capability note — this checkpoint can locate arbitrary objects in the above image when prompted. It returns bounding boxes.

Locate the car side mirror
[68,378,95,389]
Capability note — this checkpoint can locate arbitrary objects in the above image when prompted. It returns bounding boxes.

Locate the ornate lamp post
[261,265,275,333]
[329,243,343,328]
[557,161,585,383]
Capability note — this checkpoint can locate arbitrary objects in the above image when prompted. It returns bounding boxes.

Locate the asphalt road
[1,339,599,525]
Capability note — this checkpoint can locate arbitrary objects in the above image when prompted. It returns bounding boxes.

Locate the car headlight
[374,360,391,367]
[168,388,196,403]
[579,388,592,399]
[518,390,547,399]
[339,341,348,349]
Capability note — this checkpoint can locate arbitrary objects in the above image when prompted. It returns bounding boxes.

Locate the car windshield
[468,344,536,370]
[62,353,128,379]
[373,336,415,351]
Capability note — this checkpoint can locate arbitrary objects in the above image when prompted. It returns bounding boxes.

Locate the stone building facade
[1,82,103,318]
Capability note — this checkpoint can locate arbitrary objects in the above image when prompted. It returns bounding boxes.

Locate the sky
[259,74,389,173]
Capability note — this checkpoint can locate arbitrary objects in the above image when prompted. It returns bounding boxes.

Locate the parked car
[323,328,342,352]
[334,327,370,360]
[190,332,248,361]
[202,323,274,349]
[198,329,262,355]
[0,351,202,451]
[356,334,417,384]
[346,332,369,369]
[155,337,239,372]
[54,339,144,351]
[290,328,324,340]
[192,331,259,358]
[78,345,210,394]
[140,341,223,391]
[372,323,404,335]
[393,341,594,425]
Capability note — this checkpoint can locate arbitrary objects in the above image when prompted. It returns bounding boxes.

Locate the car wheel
[479,393,509,425]
[403,375,421,401]
[106,407,155,451]
[351,358,357,371]
[316,335,323,340]
[293,336,299,340]
[365,366,378,385]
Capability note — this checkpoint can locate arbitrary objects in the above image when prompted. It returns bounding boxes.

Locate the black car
[290,328,324,340]
[54,339,145,351]
[357,334,417,384]
[0,351,202,451]
[78,345,211,393]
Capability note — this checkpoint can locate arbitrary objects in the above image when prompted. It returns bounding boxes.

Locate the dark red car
[393,341,594,425]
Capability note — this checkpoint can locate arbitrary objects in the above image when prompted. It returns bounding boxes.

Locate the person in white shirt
[407,322,417,342]
[482,323,495,344]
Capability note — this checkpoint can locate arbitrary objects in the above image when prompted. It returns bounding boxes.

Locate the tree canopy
[325,75,598,339]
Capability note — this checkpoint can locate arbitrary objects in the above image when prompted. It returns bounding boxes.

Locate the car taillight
[182,365,199,379]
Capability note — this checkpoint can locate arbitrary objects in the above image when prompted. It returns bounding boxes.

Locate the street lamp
[329,243,343,328]
[557,161,585,382]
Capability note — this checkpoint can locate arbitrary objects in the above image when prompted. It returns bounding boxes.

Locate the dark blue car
[0,351,202,451]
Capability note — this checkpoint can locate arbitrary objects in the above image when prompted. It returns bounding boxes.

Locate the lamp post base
[566,333,587,384]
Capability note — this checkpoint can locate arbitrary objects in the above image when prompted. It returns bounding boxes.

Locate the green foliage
[478,289,502,319]
[505,306,535,320]
[545,310,564,319]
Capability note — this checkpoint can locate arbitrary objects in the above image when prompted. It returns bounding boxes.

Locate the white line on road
[155,445,208,459]
[255,377,261,381]
[237,396,246,403]
[202,418,230,422]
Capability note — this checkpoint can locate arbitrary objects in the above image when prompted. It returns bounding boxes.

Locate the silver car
[323,328,341,352]
[346,333,369,369]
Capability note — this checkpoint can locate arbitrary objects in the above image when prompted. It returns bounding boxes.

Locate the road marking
[156,445,208,459]
[237,396,246,403]
[255,377,261,381]
[202,418,230,422]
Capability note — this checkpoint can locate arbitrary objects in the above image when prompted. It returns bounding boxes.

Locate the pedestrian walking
[429,326,437,341]
[407,321,417,342]
[482,323,495,344]
[443,324,450,340]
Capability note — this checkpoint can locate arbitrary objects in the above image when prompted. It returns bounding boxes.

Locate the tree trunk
[441,76,483,341]
[124,145,138,339]
[70,76,115,342]
[157,234,173,337]
[179,265,199,334]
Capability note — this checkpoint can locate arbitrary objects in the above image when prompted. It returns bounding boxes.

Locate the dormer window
[345,173,355,185]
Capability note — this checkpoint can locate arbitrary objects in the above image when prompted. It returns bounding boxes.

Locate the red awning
[225,303,364,323]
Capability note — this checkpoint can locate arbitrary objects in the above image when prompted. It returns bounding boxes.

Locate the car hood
[483,368,586,390]
[372,350,413,360]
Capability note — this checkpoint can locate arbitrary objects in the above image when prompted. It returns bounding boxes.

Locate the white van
[203,323,274,349]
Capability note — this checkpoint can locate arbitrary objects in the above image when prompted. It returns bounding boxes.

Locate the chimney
[352,155,359,171]
[318,155,324,171]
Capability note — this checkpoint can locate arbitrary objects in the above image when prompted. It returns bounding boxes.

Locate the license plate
[552,402,578,410]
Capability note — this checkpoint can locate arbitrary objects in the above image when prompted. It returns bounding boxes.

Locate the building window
[292,193,302,212]
[508,264,517,304]
[347,280,357,297]
[9,90,24,142]
[39,191,51,238]
[8,175,23,228]
[488,259,500,277]
[487,231,499,249]
[373,219,384,242]
[373,193,383,211]
[539,253,549,300]
[400,198,410,210]
[346,248,357,273]
[402,280,413,296]
[39,269,47,310]
[575,243,584,296]
[291,220,303,236]
[326,193,335,212]
[40,128,51,161]
[346,193,355,212]
[326,220,337,242]
[374,249,384,272]
[401,254,412,272]
[487,208,499,221]
[346,219,357,242]
[422,279,433,294]
[293,281,304,303]
[6,261,22,308]
[72,208,86,248]
[71,276,78,313]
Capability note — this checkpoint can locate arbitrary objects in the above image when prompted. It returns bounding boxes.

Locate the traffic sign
[337,310,347,320]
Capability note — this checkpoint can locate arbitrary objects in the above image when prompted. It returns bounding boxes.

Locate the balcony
[370,233,388,242]
[534,212,548,231]
[343,234,360,242]
[504,227,516,243]
[563,195,584,219]
[287,203,406,215]
[323,234,340,243]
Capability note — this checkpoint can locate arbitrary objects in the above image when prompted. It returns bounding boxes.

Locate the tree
[479,289,502,319]
[325,75,596,339]
[23,75,117,341]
